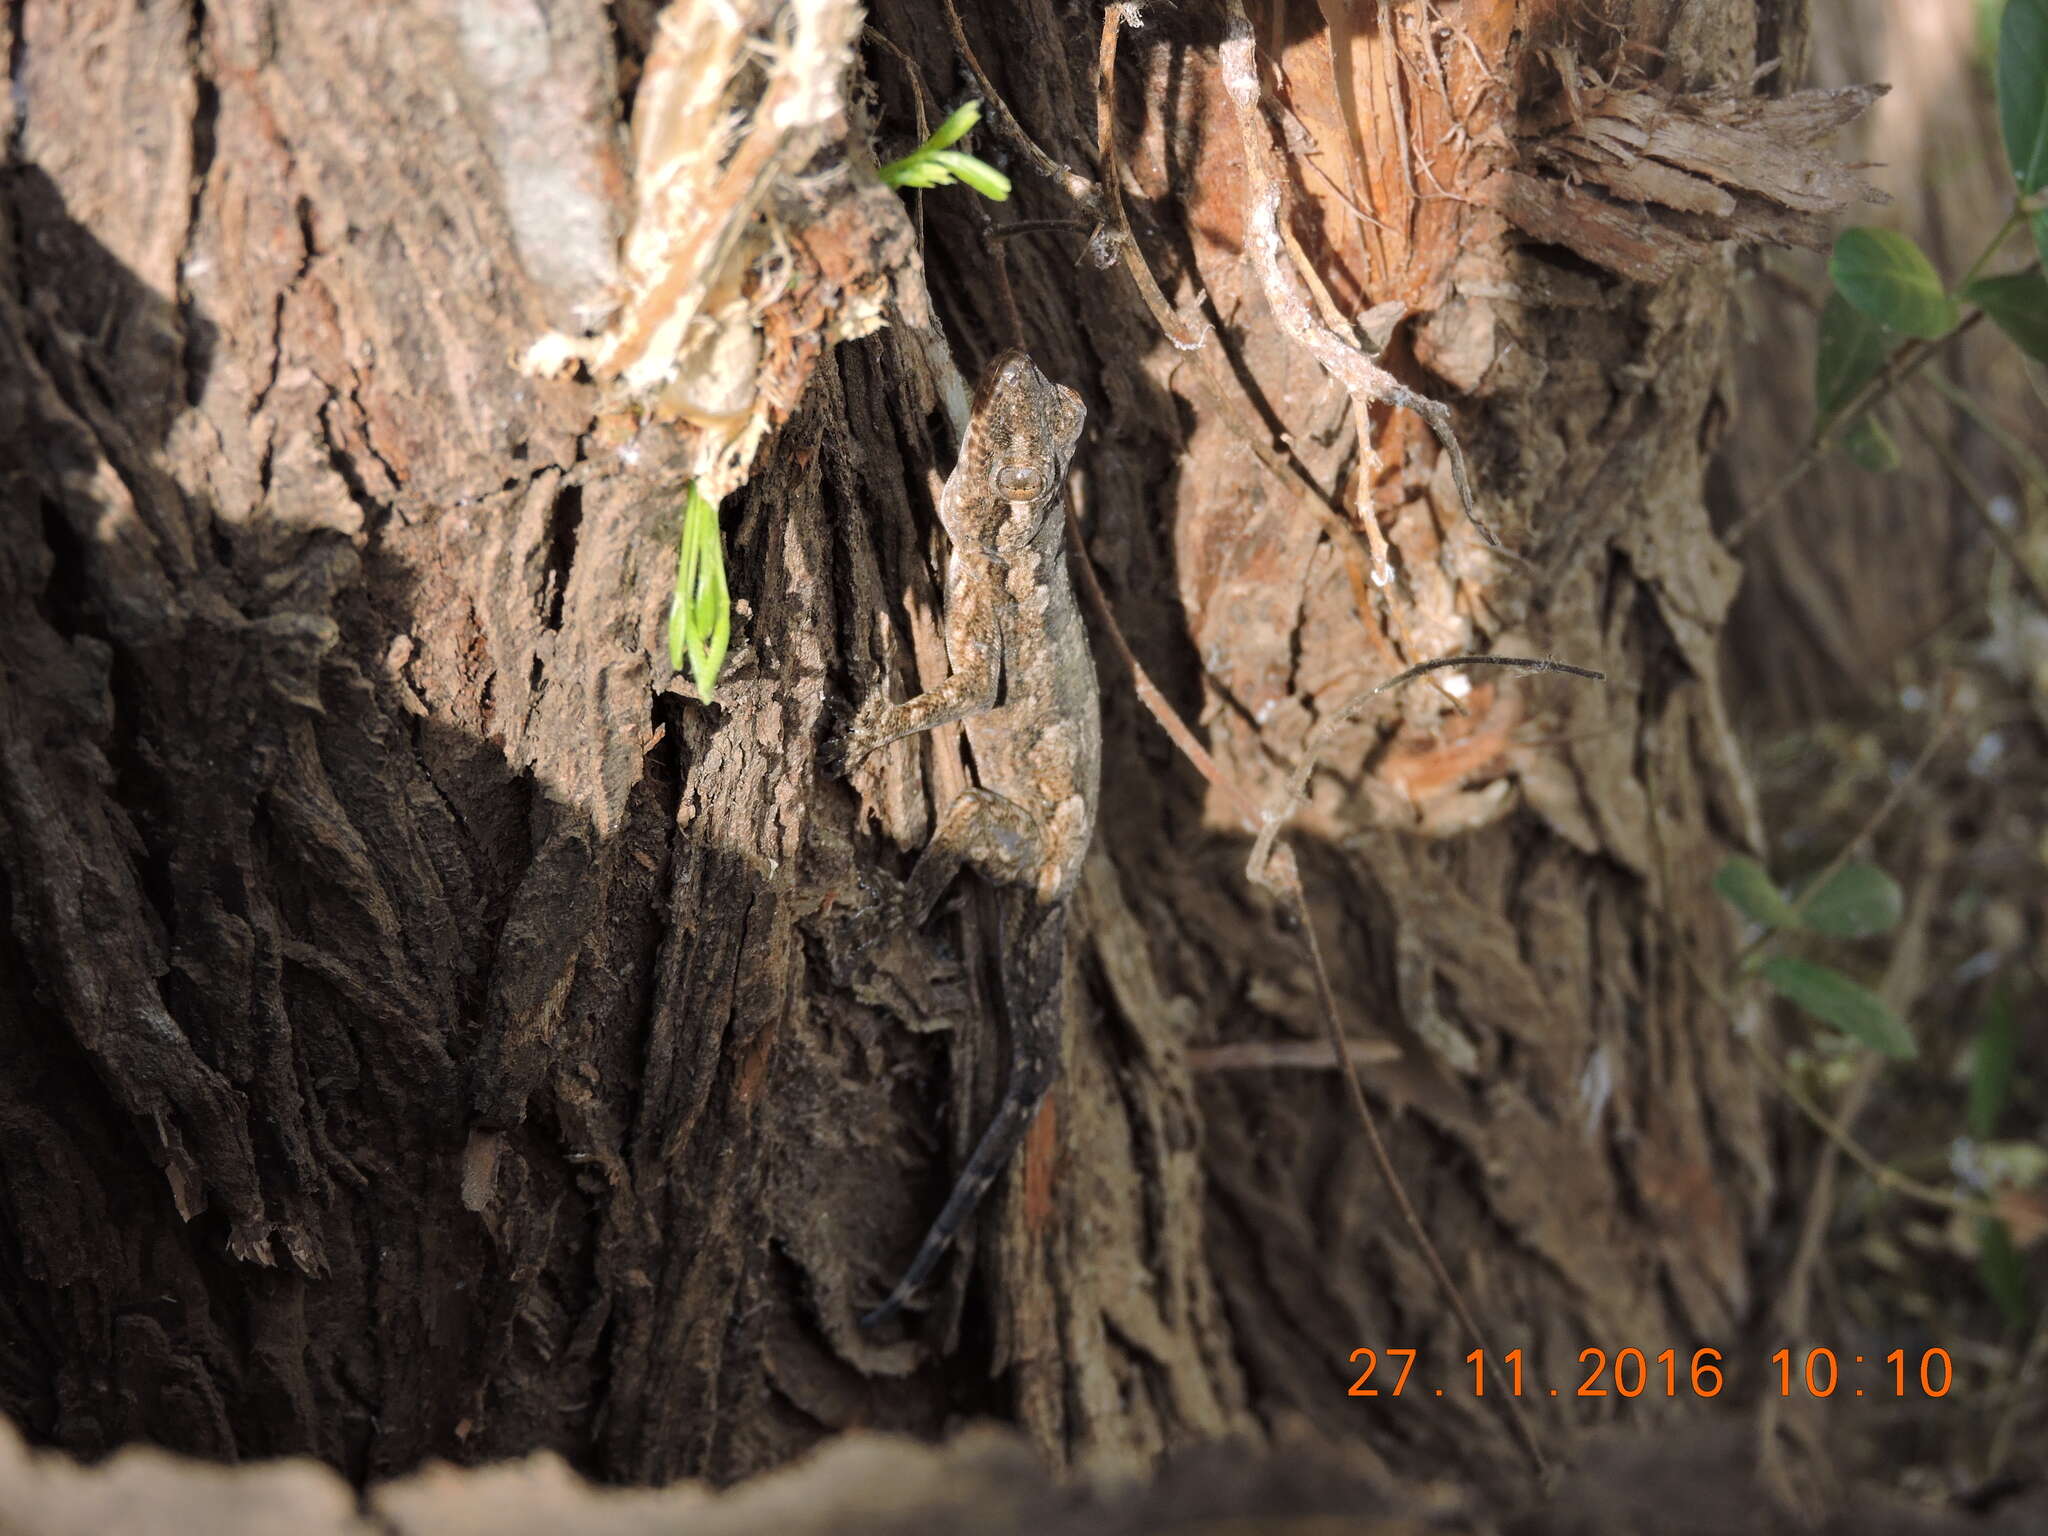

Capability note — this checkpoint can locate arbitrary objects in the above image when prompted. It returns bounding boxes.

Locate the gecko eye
[994,464,1045,500]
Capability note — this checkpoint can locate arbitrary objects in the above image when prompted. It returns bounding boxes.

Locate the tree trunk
[2,0,1831,1492]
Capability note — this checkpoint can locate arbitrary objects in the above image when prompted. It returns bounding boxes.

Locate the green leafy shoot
[1759,956,1917,1059]
[1998,0,2048,191]
[1843,413,1902,473]
[1813,290,1896,439]
[1829,227,1960,339]
[670,481,731,701]
[878,100,1012,200]
[1965,266,2048,362]
[1713,855,1904,936]
[1793,861,1906,937]
[1713,856,1797,929]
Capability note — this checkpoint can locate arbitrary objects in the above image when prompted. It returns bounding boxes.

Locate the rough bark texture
[1,0,1834,1497]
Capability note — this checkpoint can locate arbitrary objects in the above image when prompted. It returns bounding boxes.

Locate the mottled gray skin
[841,349,1098,1329]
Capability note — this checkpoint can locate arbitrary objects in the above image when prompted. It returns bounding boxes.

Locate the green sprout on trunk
[670,481,730,701]
[877,101,1011,200]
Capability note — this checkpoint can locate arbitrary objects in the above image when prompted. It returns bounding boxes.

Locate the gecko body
[840,348,1097,1329]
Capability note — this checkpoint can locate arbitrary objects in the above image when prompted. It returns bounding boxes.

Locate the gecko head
[972,350,1085,534]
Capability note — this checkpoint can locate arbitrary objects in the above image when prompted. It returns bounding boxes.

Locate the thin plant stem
[1729,312,1988,547]
[1731,202,2029,548]
[1659,691,1997,1224]
[1954,205,2027,294]
[1742,1033,1981,1214]
[1731,679,1953,974]
[1067,495,1576,1484]
[1097,7,1208,349]
[1923,368,2048,493]
[1900,392,2048,613]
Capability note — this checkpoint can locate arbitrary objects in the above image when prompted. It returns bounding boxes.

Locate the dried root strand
[1218,1,1500,554]
[1096,5,1208,350]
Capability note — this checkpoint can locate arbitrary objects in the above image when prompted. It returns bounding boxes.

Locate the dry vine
[1220,0,1499,571]
[1068,479,1599,1482]
[1096,6,1209,350]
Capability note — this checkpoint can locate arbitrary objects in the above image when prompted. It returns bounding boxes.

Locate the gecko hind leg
[832,788,1031,979]
[897,787,1036,927]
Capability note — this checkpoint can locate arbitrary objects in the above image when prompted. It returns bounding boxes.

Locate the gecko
[839,347,1099,1329]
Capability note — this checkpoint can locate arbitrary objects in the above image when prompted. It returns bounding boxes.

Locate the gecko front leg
[839,563,999,773]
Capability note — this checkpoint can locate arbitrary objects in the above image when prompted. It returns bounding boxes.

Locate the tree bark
[2,0,1830,1492]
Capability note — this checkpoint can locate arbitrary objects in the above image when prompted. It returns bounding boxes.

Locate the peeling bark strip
[511,0,919,496]
[1486,81,1888,283]
[1217,3,1497,560]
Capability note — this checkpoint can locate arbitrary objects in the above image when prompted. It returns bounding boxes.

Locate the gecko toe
[858,1289,921,1330]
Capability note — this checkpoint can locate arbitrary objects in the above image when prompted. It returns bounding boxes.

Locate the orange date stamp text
[1345,1346,1955,1400]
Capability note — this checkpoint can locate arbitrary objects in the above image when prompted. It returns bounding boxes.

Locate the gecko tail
[858,1096,1034,1328]
[858,900,1067,1331]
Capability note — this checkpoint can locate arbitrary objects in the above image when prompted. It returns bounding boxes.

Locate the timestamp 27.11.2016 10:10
[1345,1347,1957,1399]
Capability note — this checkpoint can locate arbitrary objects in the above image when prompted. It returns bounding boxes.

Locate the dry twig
[1241,655,1606,1491]
[1096,7,1208,350]
[1219,3,1499,565]
[863,26,933,246]
[937,0,1096,207]
[1247,656,1605,886]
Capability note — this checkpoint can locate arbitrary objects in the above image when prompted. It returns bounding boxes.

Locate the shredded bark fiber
[1487,81,1888,284]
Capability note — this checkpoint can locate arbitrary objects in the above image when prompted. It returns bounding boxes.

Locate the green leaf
[928,150,1012,201]
[876,100,1011,201]
[669,482,731,700]
[1980,0,2012,73]
[1999,0,2048,190]
[1968,985,2017,1138]
[924,100,982,152]
[881,159,946,189]
[1966,266,2048,361]
[1829,228,1960,339]
[1978,1216,2029,1327]
[1760,956,1917,1058]
[1793,861,1905,936]
[1814,290,1895,421]
[2033,207,2048,273]
[1713,856,1796,928]
[1842,413,1901,473]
